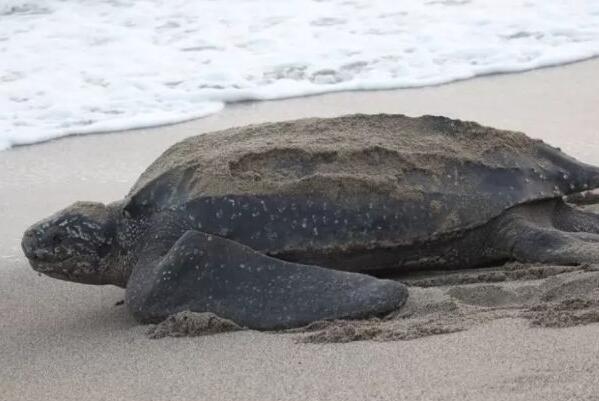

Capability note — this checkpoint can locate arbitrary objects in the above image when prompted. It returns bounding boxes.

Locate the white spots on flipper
[161,269,174,282]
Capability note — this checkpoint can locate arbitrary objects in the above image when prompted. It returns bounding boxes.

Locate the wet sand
[2,58,599,400]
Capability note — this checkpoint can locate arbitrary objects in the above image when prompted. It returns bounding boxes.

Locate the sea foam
[2,0,599,149]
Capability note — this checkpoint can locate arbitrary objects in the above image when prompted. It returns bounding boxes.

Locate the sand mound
[147,311,241,339]
[525,298,599,328]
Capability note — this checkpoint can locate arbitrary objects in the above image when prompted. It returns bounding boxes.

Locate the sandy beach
[2,59,599,401]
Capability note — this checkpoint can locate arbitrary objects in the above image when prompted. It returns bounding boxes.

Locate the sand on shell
[2,58,599,401]
[124,112,587,266]
[130,113,541,202]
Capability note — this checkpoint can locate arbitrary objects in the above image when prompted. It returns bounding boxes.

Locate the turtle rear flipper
[492,199,599,264]
[125,231,408,330]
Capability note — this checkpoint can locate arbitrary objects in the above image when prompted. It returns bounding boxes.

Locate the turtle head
[21,201,120,286]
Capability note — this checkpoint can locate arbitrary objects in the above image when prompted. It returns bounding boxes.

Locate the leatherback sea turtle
[21,114,599,330]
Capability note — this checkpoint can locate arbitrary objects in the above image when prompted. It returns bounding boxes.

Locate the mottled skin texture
[21,114,599,330]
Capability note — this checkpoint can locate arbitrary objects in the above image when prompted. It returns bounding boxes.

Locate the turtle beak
[21,228,39,260]
[21,226,61,263]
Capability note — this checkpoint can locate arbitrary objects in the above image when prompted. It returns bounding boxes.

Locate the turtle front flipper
[125,231,408,330]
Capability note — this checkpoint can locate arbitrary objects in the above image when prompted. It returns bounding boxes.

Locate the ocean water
[2,0,599,150]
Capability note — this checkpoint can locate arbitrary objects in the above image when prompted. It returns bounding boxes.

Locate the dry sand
[2,59,599,401]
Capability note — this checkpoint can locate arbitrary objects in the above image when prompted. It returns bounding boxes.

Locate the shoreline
[5,0,599,152]
[2,58,599,401]
[5,57,599,164]
[8,54,599,152]
[7,55,599,152]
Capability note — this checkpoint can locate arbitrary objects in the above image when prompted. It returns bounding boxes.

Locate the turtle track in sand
[292,263,599,343]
